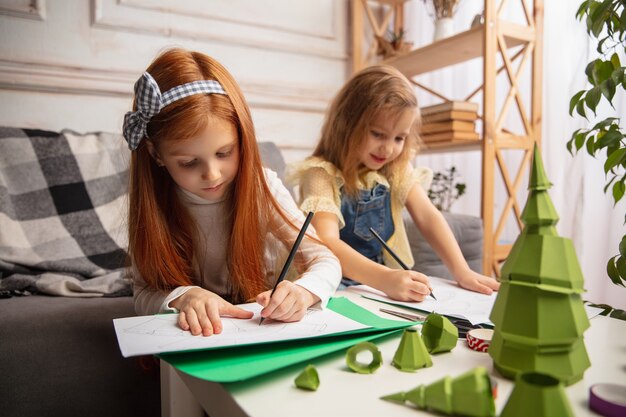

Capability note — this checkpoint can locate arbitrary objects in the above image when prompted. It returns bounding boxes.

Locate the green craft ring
[346,342,383,374]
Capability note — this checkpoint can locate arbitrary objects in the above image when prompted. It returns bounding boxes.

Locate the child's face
[157,116,240,202]
[358,108,415,171]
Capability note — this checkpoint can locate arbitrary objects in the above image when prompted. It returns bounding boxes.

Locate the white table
[163,291,626,417]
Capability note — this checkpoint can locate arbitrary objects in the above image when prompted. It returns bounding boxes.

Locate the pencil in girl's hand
[259,211,315,325]
[368,227,437,301]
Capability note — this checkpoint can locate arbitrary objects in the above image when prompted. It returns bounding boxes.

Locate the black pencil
[368,227,437,301]
[259,211,315,325]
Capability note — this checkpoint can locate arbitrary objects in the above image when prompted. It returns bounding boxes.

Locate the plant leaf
[611,52,621,68]
[612,67,625,84]
[613,181,626,203]
[609,309,626,320]
[604,175,617,193]
[575,130,588,151]
[595,59,614,84]
[604,148,626,173]
[576,99,587,119]
[569,90,586,115]
[586,60,597,84]
[597,129,622,148]
[585,86,602,114]
[576,0,590,20]
[592,117,619,130]
[617,255,626,282]
[586,134,597,156]
[607,256,621,285]
[620,235,626,257]
[601,77,617,103]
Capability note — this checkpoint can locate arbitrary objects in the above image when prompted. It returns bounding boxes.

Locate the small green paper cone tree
[294,364,320,391]
[421,313,458,353]
[380,367,495,417]
[500,372,574,417]
[391,328,433,371]
[489,144,591,385]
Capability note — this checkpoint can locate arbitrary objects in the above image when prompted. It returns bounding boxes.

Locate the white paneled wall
[0,0,349,162]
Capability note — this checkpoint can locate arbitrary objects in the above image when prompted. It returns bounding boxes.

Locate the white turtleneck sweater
[132,168,341,315]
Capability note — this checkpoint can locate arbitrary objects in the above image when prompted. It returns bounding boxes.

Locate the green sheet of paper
[160,297,416,382]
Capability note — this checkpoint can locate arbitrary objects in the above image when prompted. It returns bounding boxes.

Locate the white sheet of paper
[346,276,497,325]
[113,303,369,358]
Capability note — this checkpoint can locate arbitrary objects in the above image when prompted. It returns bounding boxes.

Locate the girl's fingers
[269,295,297,321]
[463,278,493,295]
[256,291,270,307]
[260,283,290,318]
[207,303,222,334]
[184,308,202,336]
[221,303,254,319]
[178,311,190,331]
[482,277,500,291]
[408,288,427,302]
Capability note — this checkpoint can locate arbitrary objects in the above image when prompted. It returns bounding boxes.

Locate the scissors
[379,308,483,338]
[379,308,425,322]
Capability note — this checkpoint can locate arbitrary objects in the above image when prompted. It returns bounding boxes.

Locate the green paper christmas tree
[391,328,432,371]
[381,367,495,417]
[489,144,590,385]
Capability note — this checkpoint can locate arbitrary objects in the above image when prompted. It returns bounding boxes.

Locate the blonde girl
[288,65,499,302]
[124,48,340,336]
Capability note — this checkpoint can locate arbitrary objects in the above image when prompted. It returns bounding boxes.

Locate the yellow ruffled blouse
[286,156,433,270]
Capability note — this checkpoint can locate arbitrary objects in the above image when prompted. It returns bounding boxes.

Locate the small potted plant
[427,166,466,211]
[376,29,413,59]
[421,0,461,41]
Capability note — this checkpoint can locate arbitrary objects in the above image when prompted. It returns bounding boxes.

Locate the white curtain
[405,0,626,308]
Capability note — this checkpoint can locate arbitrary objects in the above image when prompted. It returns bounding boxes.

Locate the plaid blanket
[0,127,131,297]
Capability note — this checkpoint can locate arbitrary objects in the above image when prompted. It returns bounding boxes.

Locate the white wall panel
[0,0,349,162]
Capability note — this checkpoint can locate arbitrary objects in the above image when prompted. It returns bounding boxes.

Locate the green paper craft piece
[500,372,574,417]
[490,145,590,386]
[528,143,552,191]
[294,364,320,391]
[424,376,454,414]
[489,331,590,386]
[380,367,495,417]
[404,384,427,408]
[490,281,589,347]
[392,328,433,371]
[451,367,496,417]
[421,313,458,353]
[346,341,382,374]
[380,391,406,403]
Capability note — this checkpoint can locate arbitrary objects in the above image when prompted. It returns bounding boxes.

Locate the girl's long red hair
[128,48,292,303]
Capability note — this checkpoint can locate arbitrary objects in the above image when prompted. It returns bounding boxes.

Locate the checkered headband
[122,72,227,150]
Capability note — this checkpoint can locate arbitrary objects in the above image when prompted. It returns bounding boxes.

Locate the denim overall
[339,182,395,286]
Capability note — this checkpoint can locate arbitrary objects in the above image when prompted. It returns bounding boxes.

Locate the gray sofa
[0,128,481,417]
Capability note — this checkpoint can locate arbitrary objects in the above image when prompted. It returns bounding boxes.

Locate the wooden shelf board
[419,139,482,154]
[384,22,531,77]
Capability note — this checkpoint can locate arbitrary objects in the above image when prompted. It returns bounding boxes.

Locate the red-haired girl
[288,65,499,302]
[124,48,340,336]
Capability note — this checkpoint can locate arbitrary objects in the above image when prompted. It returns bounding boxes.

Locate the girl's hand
[456,270,500,295]
[170,288,254,336]
[380,269,432,302]
[256,281,320,322]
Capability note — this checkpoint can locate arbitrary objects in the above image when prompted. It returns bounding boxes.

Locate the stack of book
[419,101,480,144]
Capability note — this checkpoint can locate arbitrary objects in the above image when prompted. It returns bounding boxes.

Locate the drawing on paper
[113,303,367,358]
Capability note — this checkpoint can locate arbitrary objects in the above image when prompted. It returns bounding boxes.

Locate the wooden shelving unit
[351,0,543,277]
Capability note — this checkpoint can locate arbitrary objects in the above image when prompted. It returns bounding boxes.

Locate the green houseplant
[428,166,466,211]
[567,0,626,292]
